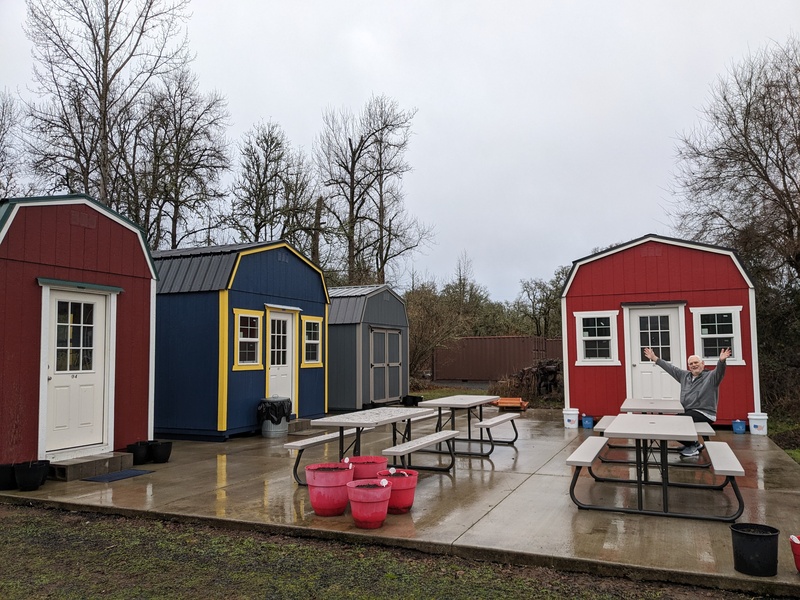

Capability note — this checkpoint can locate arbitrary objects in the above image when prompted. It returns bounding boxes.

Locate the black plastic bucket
[730,523,780,576]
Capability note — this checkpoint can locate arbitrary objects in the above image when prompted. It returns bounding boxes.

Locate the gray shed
[328,285,410,411]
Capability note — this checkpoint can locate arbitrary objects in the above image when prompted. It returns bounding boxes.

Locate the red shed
[561,234,760,424]
[0,194,157,464]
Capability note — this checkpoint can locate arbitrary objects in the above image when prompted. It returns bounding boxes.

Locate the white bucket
[563,408,579,429]
[747,412,768,436]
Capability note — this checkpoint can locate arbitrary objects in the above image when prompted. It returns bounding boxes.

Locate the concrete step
[49,452,134,482]
[289,418,311,433]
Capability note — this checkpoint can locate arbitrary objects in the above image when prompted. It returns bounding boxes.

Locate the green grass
[0,504,743,600]
[414,386,489,400]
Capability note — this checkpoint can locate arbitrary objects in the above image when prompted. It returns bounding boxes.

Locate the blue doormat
[83,469,153,483]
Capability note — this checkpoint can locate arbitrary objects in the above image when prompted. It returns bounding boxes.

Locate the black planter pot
[0,463,16,490]
[14,461,50,492]
[37,460,51,486]
[149,441,172,463]
[126,441,151,465]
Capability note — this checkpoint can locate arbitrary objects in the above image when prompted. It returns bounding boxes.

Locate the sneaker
[680,443,702,457]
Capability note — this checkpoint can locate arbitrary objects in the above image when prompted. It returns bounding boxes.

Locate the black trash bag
[257,398,292,425]
[402,395,423,407]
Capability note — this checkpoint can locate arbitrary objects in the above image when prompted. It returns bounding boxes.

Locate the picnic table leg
[354,427,362,456]
[635,439,644,512]
[660,441,670,513]
[292,450,307,486]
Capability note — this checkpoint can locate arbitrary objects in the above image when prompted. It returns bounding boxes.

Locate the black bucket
[730,523,780,577]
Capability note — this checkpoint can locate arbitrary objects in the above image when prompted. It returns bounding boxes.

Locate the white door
[268,312,294,401]
[47,290,107,451]
[628,306,683,400]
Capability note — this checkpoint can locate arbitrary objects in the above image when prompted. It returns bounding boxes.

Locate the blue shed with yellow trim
[152,242,329,440]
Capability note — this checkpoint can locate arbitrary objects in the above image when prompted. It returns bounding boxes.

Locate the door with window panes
[628,306,682,400]
[47,290,107,451]
[268,312,294,402]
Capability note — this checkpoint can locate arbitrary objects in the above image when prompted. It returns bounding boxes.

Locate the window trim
[689,306,745,365]
[233,308,263,371]
[301,315,323,368]
[574,310,620,366]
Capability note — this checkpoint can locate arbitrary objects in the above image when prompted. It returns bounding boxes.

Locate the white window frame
[301,315,323,368]
[233,308,263,370]
[689,306,745,366]
[574,310,620,366]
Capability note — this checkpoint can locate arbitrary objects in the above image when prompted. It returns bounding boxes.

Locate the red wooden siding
[564,238,756,424]
[0,204,152,278]
[568,241,746,297]
[0,200,154,463]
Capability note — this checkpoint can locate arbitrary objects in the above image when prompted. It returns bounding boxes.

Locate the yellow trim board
[218,290,229,431]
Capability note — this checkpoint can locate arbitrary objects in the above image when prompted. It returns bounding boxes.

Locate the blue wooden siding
[154,291,220,437]
[154,242,329,439]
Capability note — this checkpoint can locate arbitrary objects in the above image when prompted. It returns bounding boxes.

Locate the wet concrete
[1,409,799,597]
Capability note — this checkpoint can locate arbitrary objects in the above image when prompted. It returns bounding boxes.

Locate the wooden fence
[432,336,562,381]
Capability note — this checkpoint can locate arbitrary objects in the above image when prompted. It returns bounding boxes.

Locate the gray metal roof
[153,241,279,294]
[328,285,403,325]
[328,285,388,298]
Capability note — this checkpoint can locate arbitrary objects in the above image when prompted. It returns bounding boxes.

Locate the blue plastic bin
[732,420,746,434]
[581,415,594,429]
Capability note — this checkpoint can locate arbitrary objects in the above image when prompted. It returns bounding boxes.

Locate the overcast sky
[1,1,798,302]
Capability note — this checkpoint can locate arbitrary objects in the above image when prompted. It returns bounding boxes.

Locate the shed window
[574,311,620,366]
[301,316,323,368]
[690,306,745,365]
[233,309,263,370]
[55,300,95,372]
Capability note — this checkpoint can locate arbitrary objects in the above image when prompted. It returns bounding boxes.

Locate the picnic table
[568,413,744,521]
[418,395,502,456]
[619,397,684,414]
[309,406,435,458]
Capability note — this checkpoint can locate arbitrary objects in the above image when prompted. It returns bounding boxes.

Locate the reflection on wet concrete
[1,409,799,596]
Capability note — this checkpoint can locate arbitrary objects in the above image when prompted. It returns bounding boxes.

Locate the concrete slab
[1,409,799,597]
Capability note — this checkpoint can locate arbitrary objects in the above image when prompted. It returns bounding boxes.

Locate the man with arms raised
[643,347,731,457]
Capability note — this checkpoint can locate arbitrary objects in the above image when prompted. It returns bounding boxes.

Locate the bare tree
[280,149,329,262]
[228,120,291,242]
[441,252,490,335]
[24,0,191,205]
[314,94,422,285]
[405,275,465,378]
[671,36,800,281]
[363,95,430,283]
[143,67,230,249]
[0,91,26,198]
[671,35,800,414]
[515,266,569,337]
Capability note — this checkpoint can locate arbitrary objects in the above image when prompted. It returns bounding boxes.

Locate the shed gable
[564,236,752,299]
